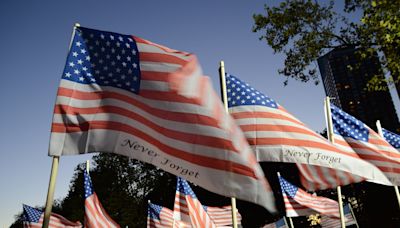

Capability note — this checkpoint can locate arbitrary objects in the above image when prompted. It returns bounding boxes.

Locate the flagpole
[324,97,346,228]
[219,61,238,228]
[348,203,359,228]
[42,23,80,228]
[376,120,400,209]
[86,160,90,173]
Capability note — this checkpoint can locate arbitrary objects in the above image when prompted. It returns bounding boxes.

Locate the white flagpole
[348,203,359,228]
[42,23,80,228]
[375,120,400,209]
[219,61,238,228]
[324,97,346,228]
[86,160,90,173]
[287,217,294,228]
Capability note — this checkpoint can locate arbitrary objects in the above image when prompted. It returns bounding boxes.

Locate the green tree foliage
[253,0,400,90]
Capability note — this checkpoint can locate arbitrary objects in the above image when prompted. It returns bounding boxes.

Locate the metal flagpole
[324,97,346,228]
[42,23,80,228]
[218,61,238,228]
[376,120,400,209]
[86,160,90,173]
[348,203,359,228]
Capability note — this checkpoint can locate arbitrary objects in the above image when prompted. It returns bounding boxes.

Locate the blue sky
[1,0,398,226]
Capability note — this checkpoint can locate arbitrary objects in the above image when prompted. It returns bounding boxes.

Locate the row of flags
[23,169,119,227]
[42,25,400,226]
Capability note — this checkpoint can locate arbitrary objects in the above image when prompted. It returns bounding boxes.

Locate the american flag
[174,177,242,227]
[382,128,400,151]
[330,104,400,186]
[225,73,382,189]
[320,204,357,228]
[173,177,217,228]
[22,204,81,228]
[262,218,288,228]
[84,169,120,228]
[147,202,191,228]
[49,26,276,212]
[278,176,340,218]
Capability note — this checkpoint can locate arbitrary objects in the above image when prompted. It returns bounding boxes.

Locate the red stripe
[52,121,258,178]
[140,52,187,65]
[231,111,305,126]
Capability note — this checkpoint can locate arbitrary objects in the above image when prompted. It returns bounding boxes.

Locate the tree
[253,0,400,90]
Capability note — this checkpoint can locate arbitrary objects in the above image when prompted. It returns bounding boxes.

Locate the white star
[106,41,111,46]
[79,76,84,81]
[110,35,115,40]
[85,56,91,61]
[82,67,88,71]
[72,52,78,57]
[100,34,105,39]
[133,63,137,68]
[122,62,127,67]
[65,72,71,77]
[74,69,80,74]
[118,36,124,41]
[77,59,83,65]
[80,49,86,54]
[76,41,82,47]
[133,76,138,81]
[131,49,136,55]
[116,55,121,60]
[127,56,131,62]
[69,62,75,67]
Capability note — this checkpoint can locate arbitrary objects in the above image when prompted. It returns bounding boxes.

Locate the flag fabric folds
[147,202,191,228]
[84,170,120,228]
[330,104,400,185]
[22,204,81,228]
[173,177,217,228]
[174,177,242,227]
[382,128,400,151]
[262,218,288,228]
[49,26,276,212]
[225,73,388,189]
[320,204,357,228]
[279,176,340,218]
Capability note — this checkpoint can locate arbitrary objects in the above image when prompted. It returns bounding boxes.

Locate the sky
[1,0,398,226]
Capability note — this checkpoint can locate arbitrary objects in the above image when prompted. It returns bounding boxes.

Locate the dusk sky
[1,0,399,226]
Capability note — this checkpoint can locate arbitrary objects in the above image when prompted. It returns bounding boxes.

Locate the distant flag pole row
[375,120,400,209]
[218,60,239,228]
[324,97,346,228]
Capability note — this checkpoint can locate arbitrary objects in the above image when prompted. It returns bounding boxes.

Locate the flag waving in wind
[147,202,191,228]
[225,73,390,189]
[174,177,216,228]
[49,26,276,212]
[22,204,81,228]
[84,169,120,228]
[382,128,400,151]
[330,104,400,185]
[279,176,340,218]
[174,177,242,227]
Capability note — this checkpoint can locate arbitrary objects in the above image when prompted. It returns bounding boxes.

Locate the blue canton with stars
[330,104,369,142]
[62,27,141,93]
[23,204,43,222]
[278,176,298,198]
[84,169,94,198]
[177,177,197,199]
[383,128,400,149]
[148,203,163,220]
[225,73,278,109]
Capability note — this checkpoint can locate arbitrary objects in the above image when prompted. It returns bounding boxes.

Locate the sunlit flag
[147,202,191,228]
[382,128,400,151]
[320,204,357,228]
[22,204,81,228]
[279,176,340,218]
[84,169,120,228]
[173,177,242,227]
[329,104,400,186]
[49,26,276,212]
[225,73,388,189]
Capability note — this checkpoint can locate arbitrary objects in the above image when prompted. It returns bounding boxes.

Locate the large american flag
[84,169,120,227]
[147,202,191,228]
[225,73,385,189]
[330,104,400,186]
[22,204,81,228]
[262,218,288,228]
[173,177,242,227]
[320,204,357,228]
[49,26,276,212]
[173,177,217,228]
[278,176,340,218]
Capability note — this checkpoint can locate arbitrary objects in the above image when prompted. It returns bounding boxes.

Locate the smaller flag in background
[262,217,288,228]
[174,177,216,228]
[84,169,120,228]
[22,204,81,228]
[147,202,191,228]
[279,176,340,218]
[320,204,357,228]
[382,128,400,151]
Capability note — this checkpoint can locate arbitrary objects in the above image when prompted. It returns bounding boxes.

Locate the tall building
[318,47,400,132]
